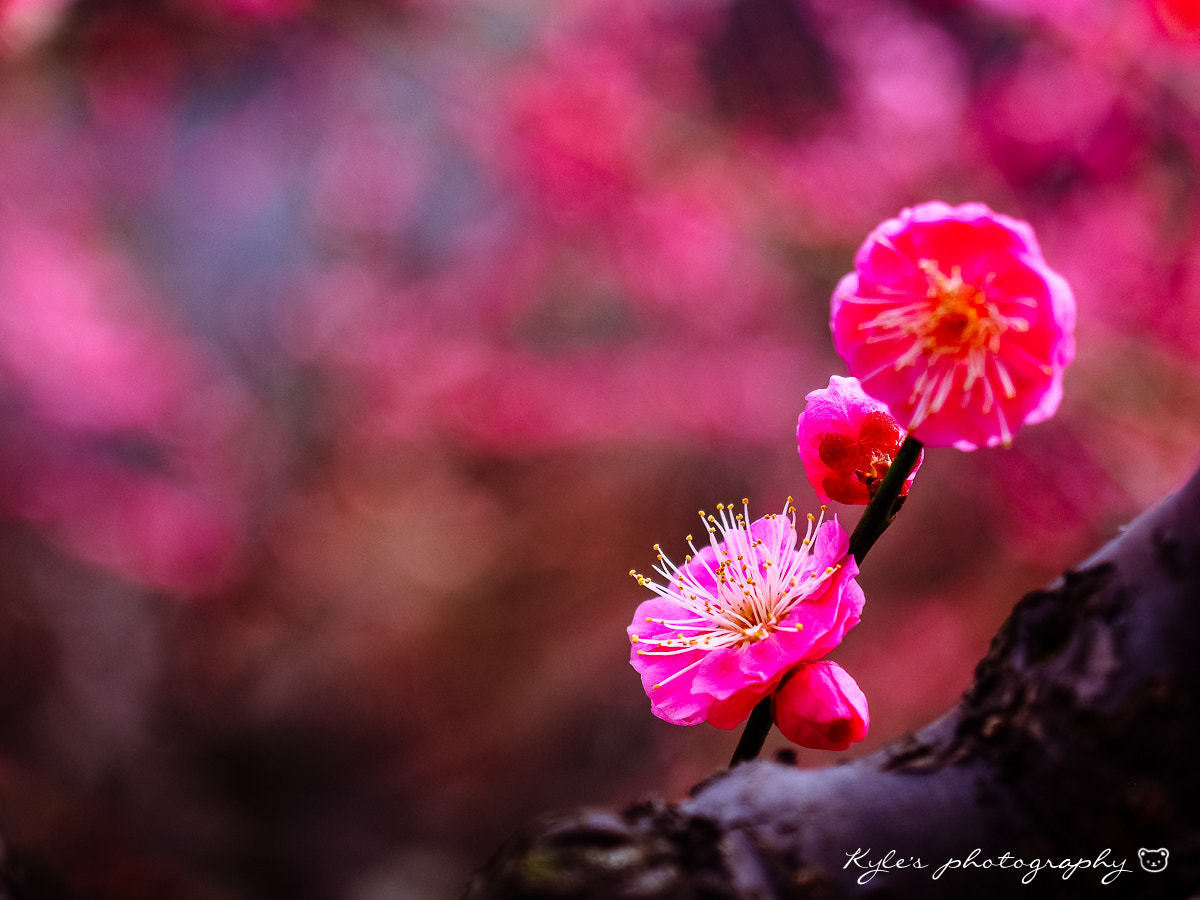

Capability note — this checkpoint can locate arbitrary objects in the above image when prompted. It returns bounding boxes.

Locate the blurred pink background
[0,0,1199,897]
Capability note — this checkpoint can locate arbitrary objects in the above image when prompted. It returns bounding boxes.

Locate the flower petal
[798,375,920,505]
[772,660,869,751]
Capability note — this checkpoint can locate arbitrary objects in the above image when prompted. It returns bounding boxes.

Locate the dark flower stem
[730,695,774,766]
[728,435,925,767]
[847,435,924,566]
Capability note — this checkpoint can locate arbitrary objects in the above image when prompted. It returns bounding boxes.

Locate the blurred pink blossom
[1152,0,1200,39]
[501,41,654,226]
[0,220,256,592]
[751,0,969,239]
[975,46,1144,189]
[627,500,865,745]
[797,375,921,506]
[611,179,787,331]
[831,201,1076,450]
[771,659,868,751]
[1037,188,1160,345]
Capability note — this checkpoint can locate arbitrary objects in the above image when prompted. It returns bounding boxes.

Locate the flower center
[856,448,895,492]
[712,553,785,643]
[630,500,842,690]
[856,258,1035,439]
[739,618,774,643]
[916,260,1004,358]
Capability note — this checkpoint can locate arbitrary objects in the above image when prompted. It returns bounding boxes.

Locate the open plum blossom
[831,201,1076,451]
[627,499,868,749]
[797,375,922,505]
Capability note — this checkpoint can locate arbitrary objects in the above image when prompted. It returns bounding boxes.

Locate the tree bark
[464,461,1200,899]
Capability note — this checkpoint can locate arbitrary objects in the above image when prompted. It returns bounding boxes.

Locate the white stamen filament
[630,498,840,689]
[854,259,1035,439]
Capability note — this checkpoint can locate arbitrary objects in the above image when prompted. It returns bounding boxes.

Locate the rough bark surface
[464,462,1200,899]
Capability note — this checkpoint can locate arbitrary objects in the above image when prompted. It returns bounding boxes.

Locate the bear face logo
[1138,848,1168,873]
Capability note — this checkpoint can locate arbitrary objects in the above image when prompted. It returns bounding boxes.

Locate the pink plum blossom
[627,499,865,739]
[831,201,1076,451]
[797,374,922,505]
[771,660,869,752]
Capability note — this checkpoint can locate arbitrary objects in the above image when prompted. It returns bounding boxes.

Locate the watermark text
[843,847,1132,886]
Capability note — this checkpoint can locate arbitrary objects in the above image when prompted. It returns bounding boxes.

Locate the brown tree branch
[464,461,1200,899]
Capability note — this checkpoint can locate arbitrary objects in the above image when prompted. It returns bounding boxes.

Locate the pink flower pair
[798,200,1075,506]
[627,500,868,751]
